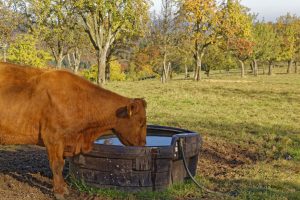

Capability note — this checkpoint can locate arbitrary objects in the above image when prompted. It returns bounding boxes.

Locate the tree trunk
[250,61,253,73]
[97,50,107,86]
[206,65,210,77]
[206,69,210,77]
[168,62,172,80]
[194,55,200,81]
[194,51,204,81]
[56,56,64,69]
[239,59,245,78]
[55,49,65,69]
[287,60,293,74]
[105,62,110,81]
[268,61,273,76]
[253,59,258,76]
[185,64,188,79]
[193,63,197,80]
[262,64,265,75]
[67,53,72,69]
[162,51,169,83]
[295,61,298,74]
[73,48,81,74]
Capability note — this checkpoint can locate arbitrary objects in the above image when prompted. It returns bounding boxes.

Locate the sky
[151,0,300,22]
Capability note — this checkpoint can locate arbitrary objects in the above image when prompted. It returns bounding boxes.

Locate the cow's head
[113,98,147,146]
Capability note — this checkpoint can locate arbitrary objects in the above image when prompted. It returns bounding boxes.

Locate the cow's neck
[86,93,129,137]
[95,114,117,133]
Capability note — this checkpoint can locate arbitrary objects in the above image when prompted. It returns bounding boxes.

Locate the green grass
[72,70,300,199]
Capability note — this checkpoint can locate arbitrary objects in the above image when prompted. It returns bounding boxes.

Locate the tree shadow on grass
[198,86,299,102]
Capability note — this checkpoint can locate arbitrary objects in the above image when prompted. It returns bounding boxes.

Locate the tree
[276,13,298,74]
[252,22,280,76]
[12,0,78,68]
[220,0,254,78]
[74,0,149,86]
[255,23,281,75]
[203,44,236,76]
[7,34,52,67]
[172,10,195,79]
[43,0,76,68]
[66,23,93,74]
[180,0,220,81]
[0,1,20,62]
[294,18,300,73]
[159,0,176,83]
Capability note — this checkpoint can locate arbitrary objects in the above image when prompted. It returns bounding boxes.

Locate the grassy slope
[74,71,300,200]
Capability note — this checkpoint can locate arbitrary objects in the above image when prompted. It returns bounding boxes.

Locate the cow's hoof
[54,193,65,200]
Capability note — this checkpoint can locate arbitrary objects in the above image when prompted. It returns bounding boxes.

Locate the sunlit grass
[71,70,300,199]
[107,72,300,160]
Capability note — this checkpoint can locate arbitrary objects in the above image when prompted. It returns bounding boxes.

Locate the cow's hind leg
[46,142,69,199]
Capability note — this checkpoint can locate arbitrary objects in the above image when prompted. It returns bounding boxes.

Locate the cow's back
[0,62,45,85]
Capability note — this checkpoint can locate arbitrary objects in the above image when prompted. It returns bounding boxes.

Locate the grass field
[73,70,300,200]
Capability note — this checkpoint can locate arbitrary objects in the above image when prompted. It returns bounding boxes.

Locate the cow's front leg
[46,142,69,199]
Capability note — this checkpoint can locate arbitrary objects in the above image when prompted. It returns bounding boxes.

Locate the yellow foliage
[7,34,52,68]
[110,60,126,81]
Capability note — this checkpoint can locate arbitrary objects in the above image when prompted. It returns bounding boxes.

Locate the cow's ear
[116,100,140,118]
[127,100,139,117]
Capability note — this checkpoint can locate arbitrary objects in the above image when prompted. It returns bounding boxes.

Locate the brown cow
[0,62,147,199]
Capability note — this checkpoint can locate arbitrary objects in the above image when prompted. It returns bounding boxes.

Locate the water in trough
[94,135,173,146]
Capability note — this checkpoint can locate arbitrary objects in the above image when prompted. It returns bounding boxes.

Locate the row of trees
[0,0,149,85]
[149,0,300,82]
[0,0,299,85]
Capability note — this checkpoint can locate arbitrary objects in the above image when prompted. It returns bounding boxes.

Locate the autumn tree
[66,22,93,74]
[158,0,177,83]
[203,44,236,76]
[0,1,20,62]
[220,0,254,78]
[253,22,281,75]
[43,0,76,68]
[252,22,280,76]
[12,0,79,68]
[172,10,195,79]
[74,0,149,86]
[180,0,220,81]
[276,13,298,74]
[7,34,52,67]
[294,17,300,73]
[173,38,194,79]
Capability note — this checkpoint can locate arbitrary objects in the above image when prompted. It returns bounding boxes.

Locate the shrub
[8,34,52,67]
[110,60,126,81]
[81,65,98,82]
[127,63,159,81]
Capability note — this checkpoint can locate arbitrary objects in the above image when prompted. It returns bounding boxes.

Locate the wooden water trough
[69,125,202,191]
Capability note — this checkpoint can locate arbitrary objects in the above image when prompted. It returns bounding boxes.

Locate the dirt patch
[197,137,259,179]
[0,145,102,200]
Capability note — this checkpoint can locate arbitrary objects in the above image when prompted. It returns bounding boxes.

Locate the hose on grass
[179,138,229,197]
